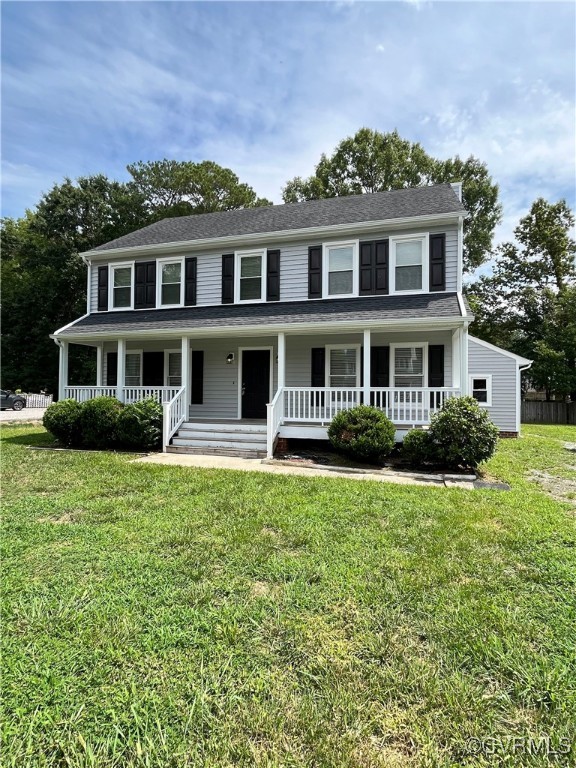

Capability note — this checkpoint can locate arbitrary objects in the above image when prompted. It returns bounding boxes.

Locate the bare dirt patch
[529,470,576,509]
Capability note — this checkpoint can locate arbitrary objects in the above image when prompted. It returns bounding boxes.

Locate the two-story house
[52,183,531,457]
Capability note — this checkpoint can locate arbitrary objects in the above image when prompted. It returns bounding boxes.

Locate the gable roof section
[90,184,465,254]
[55,293,467,338]
[468,335,532,366]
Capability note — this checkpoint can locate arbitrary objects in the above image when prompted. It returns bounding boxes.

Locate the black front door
[241,350,270,419]
[142,352,164,386]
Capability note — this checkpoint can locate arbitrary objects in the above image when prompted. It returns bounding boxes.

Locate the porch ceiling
[55,293,470,342]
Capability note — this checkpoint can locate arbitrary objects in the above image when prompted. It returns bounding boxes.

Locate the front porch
[57,324,468,456]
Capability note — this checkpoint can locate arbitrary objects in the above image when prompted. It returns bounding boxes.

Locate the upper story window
[323,241,358,298]
[158,259,183,307]
[110,263,133,310]
[390,234,428,294]
[235,249,266,303]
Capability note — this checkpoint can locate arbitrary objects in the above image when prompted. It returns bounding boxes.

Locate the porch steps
[168,421,267,458]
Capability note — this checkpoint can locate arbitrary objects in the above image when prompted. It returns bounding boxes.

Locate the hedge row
[43,396,163,451]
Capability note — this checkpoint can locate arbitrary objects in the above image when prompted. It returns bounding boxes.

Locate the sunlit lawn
[2,424,575,767]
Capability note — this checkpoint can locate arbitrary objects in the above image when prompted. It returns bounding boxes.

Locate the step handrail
[266,386,284,458]
[162,387,186,451]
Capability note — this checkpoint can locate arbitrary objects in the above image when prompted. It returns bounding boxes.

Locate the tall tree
[1,176,149,394]
[468,199,576,399]
[282,127,502,273]
[127,159,272,219]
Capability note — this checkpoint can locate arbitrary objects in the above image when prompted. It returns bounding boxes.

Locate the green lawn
[2,425,575,767]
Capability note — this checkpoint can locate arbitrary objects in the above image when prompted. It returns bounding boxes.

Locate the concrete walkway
[134,452,476,488]
[0,408,46,423]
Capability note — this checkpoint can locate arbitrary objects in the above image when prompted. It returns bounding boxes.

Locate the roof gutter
[81,211,465,261]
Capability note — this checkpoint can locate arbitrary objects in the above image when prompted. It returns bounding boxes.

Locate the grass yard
[2,424,576,767]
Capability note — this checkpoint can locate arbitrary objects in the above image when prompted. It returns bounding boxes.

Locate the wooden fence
[522,400,576,425]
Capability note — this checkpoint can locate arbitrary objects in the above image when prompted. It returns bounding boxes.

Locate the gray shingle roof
[58,293,467,337]
[92,184,465,252]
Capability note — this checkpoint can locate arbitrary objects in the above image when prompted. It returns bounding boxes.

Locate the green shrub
[428,396,499,469]
[116,397,163,451]
[328,405,396,462]
[43,399,83,447]
[401,428,439,465]
[80,396,123,449]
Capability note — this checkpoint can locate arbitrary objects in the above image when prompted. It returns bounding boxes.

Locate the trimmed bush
[43,399,83,447]
[117,397,163,451]
[428,395,499,469]
[328,405,396,462]
[401,428,439,466]
[80,396,123,449]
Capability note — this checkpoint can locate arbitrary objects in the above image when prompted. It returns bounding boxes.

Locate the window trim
[109,262,134,311]
[389,233,429,295]
[325,344,361,388]
[389,342,429,388]
[157,257,184,309]
[124,349,143,387]
[322,240,359,299]
[469,374,492,406]
[164,349,182,387]
[234,248,267,304]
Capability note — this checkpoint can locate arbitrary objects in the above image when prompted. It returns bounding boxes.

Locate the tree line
[1,129,574,398]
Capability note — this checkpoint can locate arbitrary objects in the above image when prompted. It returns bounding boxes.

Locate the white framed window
[157,258,184,307]
[109,263,133,310]
[325,345,361,388]
[323,241,359,298]
[165,351,182,387]
[470,375,492,406]
[125,351,142,387]
[390,343,428,388]
[235,249,266,303]
[390,234,428,294]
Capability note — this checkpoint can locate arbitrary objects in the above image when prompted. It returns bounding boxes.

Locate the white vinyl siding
[468,339,519,432]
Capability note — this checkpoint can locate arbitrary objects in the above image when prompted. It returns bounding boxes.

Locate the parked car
[0,390,27,411]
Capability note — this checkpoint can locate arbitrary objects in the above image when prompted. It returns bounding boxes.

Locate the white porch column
[460,325,469,395]
[58,341,68,401]
[96,345,103,387]
[452,329,461,390]
[277,332,286,390]
[116,338,125,402]
[363,329,371,405]
[181,336,190,403]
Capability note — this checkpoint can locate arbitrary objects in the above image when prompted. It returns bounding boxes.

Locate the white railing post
[116,339,125,402]
[162,402,170,452]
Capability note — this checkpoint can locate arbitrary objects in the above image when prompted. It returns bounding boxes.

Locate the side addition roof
[89,184,466,254]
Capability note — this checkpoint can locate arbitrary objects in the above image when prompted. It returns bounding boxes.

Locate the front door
[241,350,270,419]
[142,352,164,386]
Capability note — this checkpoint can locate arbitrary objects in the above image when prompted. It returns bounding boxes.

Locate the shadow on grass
[1,429,55,447]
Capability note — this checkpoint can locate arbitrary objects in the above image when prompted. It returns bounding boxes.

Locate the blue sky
[2,0,575,247]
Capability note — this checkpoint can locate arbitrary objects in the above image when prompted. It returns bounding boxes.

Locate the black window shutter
[308,246,322,299]
[134,261,156,309]
[428,345,445,387]
[359,241,374,295]
[191,350,204,404]
[267,249,281,301]
[359,240,388,296]
[222,254,234,304]
[370,346,390,387]
[429,234,446,292]
[311,348,325,386]
[97,266,108,311]
[375,239,389,295]
[185,257,197,306]
[106,352,118,386]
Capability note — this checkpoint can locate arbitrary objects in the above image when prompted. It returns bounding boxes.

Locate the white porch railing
[162,387,186,451]
[283,387,461,425]
[266,388,284,458]
[64,386,179,404]
[64,387,117,401]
